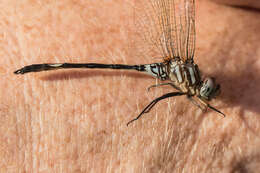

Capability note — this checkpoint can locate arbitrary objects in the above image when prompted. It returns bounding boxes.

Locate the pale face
[199,77,220,101]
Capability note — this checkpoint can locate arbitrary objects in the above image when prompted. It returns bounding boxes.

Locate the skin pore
[1,0,260,172]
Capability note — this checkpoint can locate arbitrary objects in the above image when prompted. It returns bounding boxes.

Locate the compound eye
[200,78,215,100]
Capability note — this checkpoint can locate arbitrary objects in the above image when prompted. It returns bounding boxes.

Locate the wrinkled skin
[1,0,260,172]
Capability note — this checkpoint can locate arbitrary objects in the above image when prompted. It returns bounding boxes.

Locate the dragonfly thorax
[167,60,201,96]
[166,60,221,101]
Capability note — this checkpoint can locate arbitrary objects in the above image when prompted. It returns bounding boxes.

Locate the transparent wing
[174,0,196,62]
[132,0,196,62]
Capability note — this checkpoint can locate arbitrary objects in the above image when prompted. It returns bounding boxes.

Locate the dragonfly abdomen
[144,63,168,80]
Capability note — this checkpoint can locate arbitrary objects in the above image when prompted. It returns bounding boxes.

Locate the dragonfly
[14,0,225,126]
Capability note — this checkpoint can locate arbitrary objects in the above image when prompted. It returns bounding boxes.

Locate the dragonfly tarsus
[208,104,226,117]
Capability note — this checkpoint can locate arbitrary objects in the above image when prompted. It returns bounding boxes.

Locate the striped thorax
[167,60,200,96]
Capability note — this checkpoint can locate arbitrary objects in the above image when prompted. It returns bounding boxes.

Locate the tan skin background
[1,0,260,172]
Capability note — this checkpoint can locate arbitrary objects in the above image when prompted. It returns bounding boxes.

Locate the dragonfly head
[199,77,220,101]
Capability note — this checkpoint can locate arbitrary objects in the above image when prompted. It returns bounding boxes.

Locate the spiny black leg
[187,95,226,117]
[187,95,205,111]
[147,82,180,92]
[208,104,226,117]
[127,92,185,126]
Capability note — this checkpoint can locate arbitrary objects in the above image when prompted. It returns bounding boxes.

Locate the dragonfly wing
[177,0,196,62]
[130,0,169,62]
[132,0,196,63]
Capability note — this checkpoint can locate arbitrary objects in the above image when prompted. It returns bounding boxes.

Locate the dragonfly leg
[187,95,206,112]
[147,82,179,92]
[188,96,226,117]
[127,92,185,126]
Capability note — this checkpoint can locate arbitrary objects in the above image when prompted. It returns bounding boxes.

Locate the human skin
[1,0,260,172]
[212,0,260,9]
